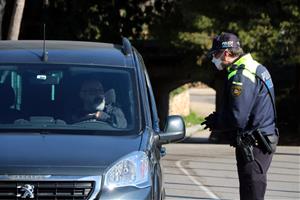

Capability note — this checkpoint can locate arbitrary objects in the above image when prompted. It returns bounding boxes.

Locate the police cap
[207,32,241,57]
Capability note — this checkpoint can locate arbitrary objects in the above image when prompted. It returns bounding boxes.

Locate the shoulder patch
[231,85,242,97]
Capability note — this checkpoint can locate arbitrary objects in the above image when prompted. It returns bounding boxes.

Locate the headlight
[103,151,150,190]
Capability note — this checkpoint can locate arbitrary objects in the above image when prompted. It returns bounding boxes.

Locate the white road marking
[176,160,221,200]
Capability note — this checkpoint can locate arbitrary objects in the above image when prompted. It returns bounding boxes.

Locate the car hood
[0,133,142,175]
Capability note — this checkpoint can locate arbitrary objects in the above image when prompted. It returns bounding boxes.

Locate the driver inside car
[72,79,127,128]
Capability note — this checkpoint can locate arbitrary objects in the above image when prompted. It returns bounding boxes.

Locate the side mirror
[158,115,186,144]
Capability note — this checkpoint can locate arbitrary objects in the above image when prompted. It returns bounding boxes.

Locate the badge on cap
[231,85,242,96]
[222,41,234,48]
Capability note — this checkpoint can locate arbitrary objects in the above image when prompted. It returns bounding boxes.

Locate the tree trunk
[7,0,25,40]
[0,0,6,39]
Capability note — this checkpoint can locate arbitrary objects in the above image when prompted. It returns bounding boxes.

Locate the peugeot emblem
[17,184,35,199]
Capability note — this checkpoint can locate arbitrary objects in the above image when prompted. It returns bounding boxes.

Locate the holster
[263,128,279,153]
[236,133,255,162]
[235,128,279,162]
[254,129,279,154]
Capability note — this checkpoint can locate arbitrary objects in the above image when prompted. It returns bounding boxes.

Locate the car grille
[0,181,94,200]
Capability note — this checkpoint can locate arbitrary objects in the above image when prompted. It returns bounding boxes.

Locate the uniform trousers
[236,146,273,200]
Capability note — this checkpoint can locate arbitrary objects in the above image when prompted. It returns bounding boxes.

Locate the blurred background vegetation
[1,0,299,141]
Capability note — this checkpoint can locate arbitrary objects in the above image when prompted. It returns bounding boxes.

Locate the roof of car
[0,40,134,67]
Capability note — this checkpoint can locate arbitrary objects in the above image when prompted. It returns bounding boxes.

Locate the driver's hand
[95,111,111,121]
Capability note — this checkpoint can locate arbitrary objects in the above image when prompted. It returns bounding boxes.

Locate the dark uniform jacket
[217,53,276,136]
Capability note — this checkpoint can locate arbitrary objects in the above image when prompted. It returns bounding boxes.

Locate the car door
[136,51,164,200]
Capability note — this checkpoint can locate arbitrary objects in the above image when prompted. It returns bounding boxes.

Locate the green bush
[183,111,205,127]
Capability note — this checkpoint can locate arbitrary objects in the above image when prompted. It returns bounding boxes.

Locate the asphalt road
[162,142,300,200]
[161,88,300,200]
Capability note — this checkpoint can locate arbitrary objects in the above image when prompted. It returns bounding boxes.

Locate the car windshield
[0,64,140,134]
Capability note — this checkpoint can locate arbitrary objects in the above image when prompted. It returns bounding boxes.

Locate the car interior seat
[105,88,116,105]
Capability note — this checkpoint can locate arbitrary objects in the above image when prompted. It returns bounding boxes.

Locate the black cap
[207,32,241,56]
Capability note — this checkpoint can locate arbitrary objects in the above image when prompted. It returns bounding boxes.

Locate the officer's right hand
[201,112,217,130]
[201,120,209,130]
[201,120,214,130]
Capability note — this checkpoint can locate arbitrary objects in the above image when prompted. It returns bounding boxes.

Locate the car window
[0,64,140,134]
[137,53,160,132]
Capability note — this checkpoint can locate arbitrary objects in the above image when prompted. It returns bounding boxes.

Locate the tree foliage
[150,0,300,66]
[14,0,171,43]
[13,0,299,67]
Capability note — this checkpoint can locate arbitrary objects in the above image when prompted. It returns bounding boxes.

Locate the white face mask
[211,56,224,71]
[94,97,106,111]
[211,51,225,70]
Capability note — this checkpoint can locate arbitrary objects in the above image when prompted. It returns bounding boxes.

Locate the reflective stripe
[243,69,256,83]
[232,81,243,85]
[228,70,237,80]
[227,53,259,83]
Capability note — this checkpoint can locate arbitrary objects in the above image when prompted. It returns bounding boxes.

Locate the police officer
[203,32,279,200]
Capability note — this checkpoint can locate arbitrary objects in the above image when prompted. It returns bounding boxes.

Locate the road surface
[162,141,300,200]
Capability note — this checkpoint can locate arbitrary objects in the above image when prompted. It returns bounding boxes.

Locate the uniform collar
[227,53,253,72]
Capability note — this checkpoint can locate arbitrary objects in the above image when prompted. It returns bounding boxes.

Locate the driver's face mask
[94,95,105,111]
